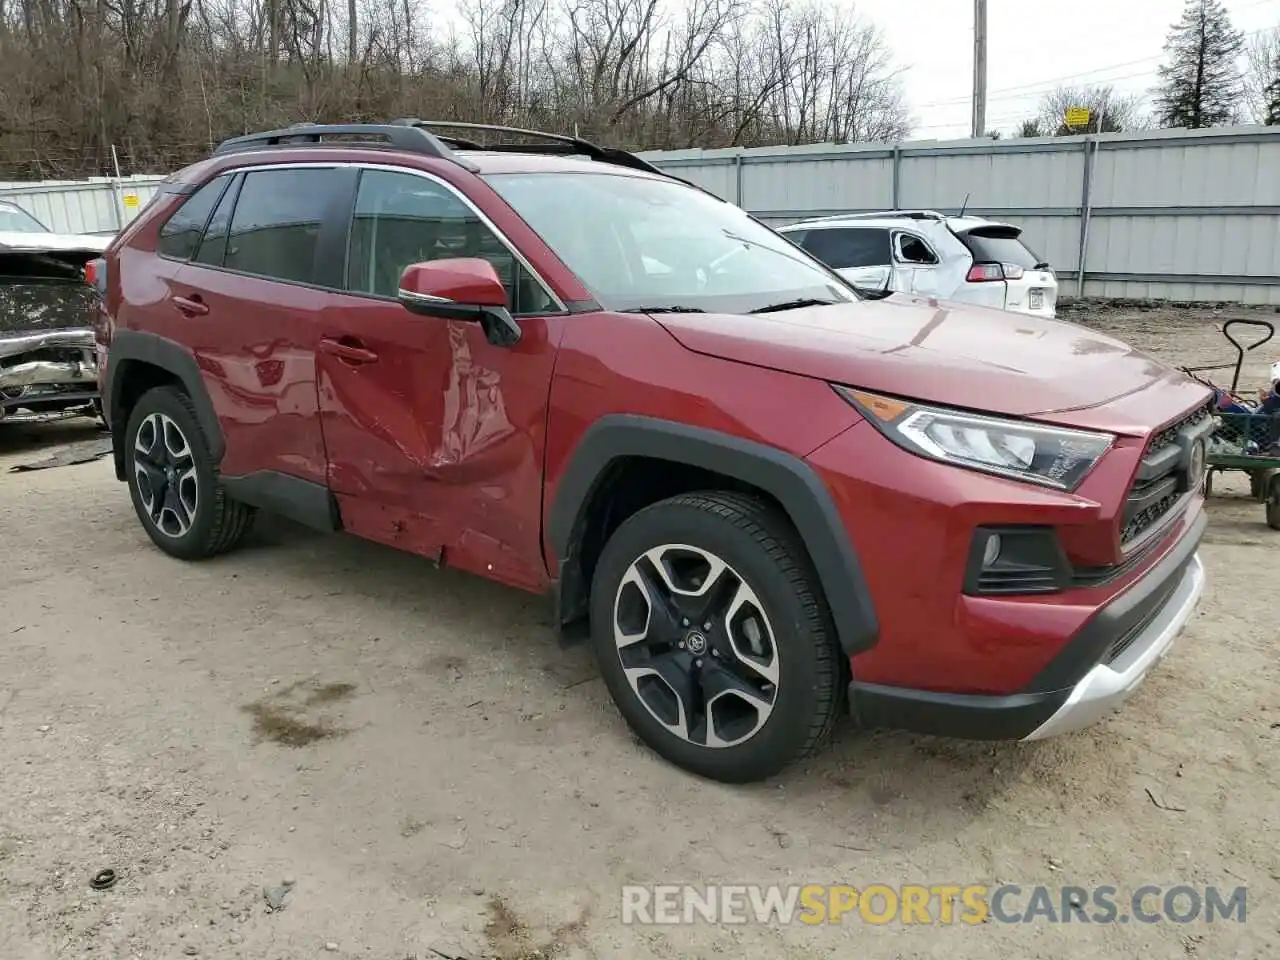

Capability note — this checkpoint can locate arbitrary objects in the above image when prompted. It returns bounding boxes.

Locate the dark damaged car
[0,201,108,422]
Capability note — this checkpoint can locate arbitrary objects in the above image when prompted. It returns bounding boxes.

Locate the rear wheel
[124,385,255,559]
[1266,476,1280,530]
[589,491,842,783]
[1250,468,1274,501]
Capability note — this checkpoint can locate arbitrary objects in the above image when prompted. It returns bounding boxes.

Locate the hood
[651,294,1196,425]
[0,231,110,257]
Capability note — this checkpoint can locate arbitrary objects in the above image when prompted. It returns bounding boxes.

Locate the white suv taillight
[965,262,1003,282]
[965,261,1023,282]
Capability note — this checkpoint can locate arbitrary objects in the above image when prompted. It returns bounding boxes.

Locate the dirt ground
[1,303,1278,960]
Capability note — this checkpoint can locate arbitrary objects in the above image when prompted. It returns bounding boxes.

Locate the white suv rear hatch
[950,222,1057,318]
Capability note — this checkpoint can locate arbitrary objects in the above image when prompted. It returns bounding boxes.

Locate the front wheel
[589,491,843,783]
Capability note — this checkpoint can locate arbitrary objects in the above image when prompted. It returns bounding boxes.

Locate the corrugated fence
[5,125,1279,304]
[639,125,1280,305]
[0,175,165,237]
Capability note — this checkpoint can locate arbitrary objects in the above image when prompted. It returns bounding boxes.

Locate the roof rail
[212,118,721,199]
[793,209,948,224]
[391,119,676,178]
[212,122,479,170]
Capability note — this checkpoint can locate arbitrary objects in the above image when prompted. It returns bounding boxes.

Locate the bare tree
[1026,84,1145,136]
[0,0,914,178]
[1244,25,1280,124]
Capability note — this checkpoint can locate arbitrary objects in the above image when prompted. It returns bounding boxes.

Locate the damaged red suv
[91,121,1211,783]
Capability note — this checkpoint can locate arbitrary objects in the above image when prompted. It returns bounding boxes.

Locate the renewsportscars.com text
[621,883,1248,925]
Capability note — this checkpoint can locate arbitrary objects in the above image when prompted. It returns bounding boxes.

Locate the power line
[912,19,1280,112]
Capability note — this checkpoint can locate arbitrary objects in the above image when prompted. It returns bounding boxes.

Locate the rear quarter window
[156,175,232,260]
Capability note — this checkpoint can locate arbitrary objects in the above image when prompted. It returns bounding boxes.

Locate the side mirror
[397,257,521,347]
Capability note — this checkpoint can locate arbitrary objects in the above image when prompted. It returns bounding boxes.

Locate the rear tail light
[965,262,1004,282]
[84,258,108,297]
[965,261,1025,282]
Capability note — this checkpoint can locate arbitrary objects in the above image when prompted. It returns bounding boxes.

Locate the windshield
[0,203,49,234]
[482,171,858,313]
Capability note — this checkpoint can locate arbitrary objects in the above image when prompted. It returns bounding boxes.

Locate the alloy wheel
[133,412,199,538]
[613,543,779,748]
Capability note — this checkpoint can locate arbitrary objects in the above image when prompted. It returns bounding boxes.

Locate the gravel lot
[2,303,1278,960]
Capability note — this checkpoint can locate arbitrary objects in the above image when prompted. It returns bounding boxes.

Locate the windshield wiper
[622,305,707,314]
[1034,261,1051,270]
[746,298,839,314]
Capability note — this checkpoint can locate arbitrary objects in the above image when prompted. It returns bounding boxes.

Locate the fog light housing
[964,526,1068,596]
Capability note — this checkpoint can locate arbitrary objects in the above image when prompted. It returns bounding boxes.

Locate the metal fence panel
[640,125,1280,304]
[0,175,166,235]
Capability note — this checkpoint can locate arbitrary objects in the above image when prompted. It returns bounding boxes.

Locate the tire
[124,385,255,559]
[1250,468,1274,501]
[588,490,843,783]
[1267,482,1280,531]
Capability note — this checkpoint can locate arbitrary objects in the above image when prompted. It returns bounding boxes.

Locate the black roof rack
[390,119,672,178]
[212,122,480,169]
[211,119,719,198]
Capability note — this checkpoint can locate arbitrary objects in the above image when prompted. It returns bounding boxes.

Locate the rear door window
[157,175,231,261]
[799,228,891,269]
[958,228,1044,269]
[223,168,345,285]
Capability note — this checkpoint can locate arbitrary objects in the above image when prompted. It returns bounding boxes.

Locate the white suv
[777,210,1058,318]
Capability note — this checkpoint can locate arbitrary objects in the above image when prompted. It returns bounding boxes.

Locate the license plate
[1029,289,1044,309]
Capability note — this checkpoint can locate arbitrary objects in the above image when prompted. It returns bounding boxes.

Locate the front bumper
[850,507,1208,741]
[0,328,99,413]
[1021,551,1204,739]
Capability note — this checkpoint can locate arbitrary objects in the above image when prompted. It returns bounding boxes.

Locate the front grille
[1120,401,1212,548]
[1150,403,1212,454]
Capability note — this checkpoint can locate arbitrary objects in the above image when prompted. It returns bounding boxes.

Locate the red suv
[92,121,1212,783]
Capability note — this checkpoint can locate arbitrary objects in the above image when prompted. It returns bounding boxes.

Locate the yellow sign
[1064,107,1091,128]
[122,193,139,209]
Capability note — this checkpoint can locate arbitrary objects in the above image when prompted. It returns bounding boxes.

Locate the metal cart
[1181,318,1280,528]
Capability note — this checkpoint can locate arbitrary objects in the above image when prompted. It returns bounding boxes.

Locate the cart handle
[1221,319,1275,392]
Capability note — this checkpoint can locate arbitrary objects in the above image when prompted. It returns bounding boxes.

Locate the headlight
[834,386,1113,491]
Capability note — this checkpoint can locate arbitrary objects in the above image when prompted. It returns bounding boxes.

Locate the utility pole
[971,0,988,138]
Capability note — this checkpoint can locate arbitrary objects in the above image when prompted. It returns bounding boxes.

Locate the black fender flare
[105,329,225,480]
[547,414,879,657]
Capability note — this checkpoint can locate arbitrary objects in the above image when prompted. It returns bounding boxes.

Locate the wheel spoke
[698,659,775,748]
[624,653,699,741]
[643,544,735,623]
[161,416,191,461]
[721,579,779,686]
[614,558,683,658]
[166,486,193,533]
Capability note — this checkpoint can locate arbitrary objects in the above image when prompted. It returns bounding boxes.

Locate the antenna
[958,192,970,218]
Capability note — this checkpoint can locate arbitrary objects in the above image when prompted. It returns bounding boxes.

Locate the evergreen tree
[1266,49,1280,125]
[1154,0,1245,129]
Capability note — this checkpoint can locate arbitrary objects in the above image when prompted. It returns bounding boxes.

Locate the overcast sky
[877,0,1280,138]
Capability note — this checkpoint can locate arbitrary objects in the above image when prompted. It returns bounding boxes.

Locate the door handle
[171,294,209,317]
[319,337,379,364]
